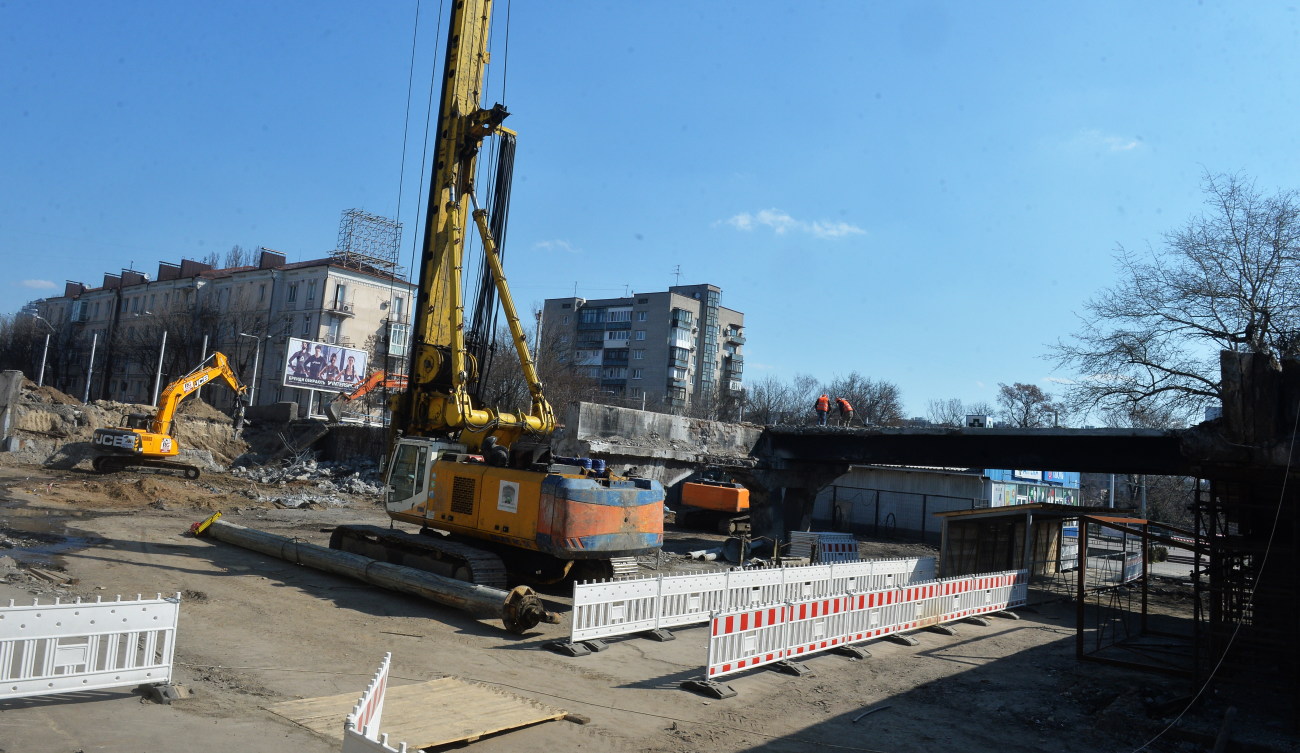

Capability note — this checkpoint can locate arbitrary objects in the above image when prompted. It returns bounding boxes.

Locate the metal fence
[570,557,936,643]
[822,486,979,544]
[705,570,1028,680]
[0,593,180,701]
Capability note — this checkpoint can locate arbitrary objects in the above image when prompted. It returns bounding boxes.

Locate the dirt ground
[0,456,1294,753]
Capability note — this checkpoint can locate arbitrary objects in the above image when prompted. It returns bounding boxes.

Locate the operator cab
[124,413,151,430]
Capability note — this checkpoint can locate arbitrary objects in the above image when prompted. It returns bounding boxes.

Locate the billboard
[282,337,369,392]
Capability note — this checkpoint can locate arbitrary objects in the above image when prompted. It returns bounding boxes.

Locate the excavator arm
[150,352,248,436]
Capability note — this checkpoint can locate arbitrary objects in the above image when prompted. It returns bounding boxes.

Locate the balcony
[577,320,606,331]
[726,331,746,345]
[325,300,355,317]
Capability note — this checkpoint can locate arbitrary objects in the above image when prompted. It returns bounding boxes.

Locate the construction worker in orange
[814,393,830,426]
[836,397,854,426]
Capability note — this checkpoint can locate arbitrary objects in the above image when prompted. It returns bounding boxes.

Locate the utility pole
[151,329,168,406]
[83,333,98,403]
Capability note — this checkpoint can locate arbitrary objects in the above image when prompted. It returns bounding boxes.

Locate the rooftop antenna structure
[332,209,405,279]
[672,264,682,286]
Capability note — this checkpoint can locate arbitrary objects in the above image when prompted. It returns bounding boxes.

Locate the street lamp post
[151,329,168,406]
[83,332,98,403]
[238,333,265,406]
[30,314,57,388]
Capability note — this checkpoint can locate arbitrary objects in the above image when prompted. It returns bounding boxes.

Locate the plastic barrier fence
[570,557,936,643]
[0,593,179,701]
[705,570,1027,679]
[342,653,410,753]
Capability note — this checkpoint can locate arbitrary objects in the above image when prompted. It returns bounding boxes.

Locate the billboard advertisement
[282,337,369,392]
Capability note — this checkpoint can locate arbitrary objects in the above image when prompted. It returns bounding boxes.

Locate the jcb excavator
[91,352,247,479]
[329,0,665,584]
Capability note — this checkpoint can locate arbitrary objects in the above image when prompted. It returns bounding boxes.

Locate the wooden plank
[269,676,567,748]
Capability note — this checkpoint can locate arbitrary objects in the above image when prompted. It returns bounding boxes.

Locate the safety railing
[0,593,180,701]
[342,653,410,753]
[705,570,1027,679]
[569,557,935,643]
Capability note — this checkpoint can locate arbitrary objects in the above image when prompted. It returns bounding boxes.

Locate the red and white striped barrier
[570,557,936,643]
[342,653,409,753]
[706,604,789,678]
[704,570,1027,680]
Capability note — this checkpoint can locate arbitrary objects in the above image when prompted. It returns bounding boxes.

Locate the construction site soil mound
[7,386,248,469]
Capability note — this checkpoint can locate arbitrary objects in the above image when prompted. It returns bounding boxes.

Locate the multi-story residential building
[541,283,744,413]
[34,249,415,415]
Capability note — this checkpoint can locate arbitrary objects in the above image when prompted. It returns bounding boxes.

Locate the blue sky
[4,2,1299,418]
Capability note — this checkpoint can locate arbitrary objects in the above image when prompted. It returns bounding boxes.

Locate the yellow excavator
[329,0,665,584]
[91,352,247,479]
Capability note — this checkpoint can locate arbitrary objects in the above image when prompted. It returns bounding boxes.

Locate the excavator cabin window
[389,443,428,503]
[125,414,151,430]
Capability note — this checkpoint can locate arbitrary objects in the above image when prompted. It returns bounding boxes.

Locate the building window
[393,296,404,318]
[559,335,569,345]
[671,367,687,380]
[606,330,629,341]
[334,283,347,307]
[259,284,266,302]
[602,367,627,379]
[631,369,643,379]
[633,349,645,360]
[635,311,647,322]
[562,315,570,325]
[608,308,631,322]
[635,330,646,341]
[288,283,298,302]
[579,308,604,324]
[302,315,311,336]
[307,281,316,301]
[561,302,572,309]
[636,298,648,304]
[629,387,643,398]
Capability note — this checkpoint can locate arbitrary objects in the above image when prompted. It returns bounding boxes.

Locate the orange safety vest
[837,398,853,412]
[815,395,830,411]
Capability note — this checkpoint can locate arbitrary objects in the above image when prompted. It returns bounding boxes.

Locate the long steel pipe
[195,516,559,634]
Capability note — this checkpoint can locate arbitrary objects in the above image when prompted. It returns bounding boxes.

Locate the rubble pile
[230,458,384,497]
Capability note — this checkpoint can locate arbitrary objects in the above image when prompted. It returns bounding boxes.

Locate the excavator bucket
[324,395,345,423]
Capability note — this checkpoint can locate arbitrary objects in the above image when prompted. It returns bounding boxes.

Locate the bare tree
[997,383,1060,427]
[1054,171,1300,421]
[926,398,966,426]
[827,372,904,426]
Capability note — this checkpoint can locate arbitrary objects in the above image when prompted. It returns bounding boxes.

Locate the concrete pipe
[191,515,559,634]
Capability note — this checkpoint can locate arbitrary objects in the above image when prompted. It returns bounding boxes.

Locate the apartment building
[541,283,744,412]
[35,249,415,414]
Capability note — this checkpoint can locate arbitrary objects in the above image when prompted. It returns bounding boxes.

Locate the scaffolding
[332,209,404,280]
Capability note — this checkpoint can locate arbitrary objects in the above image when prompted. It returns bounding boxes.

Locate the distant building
[541,283,744,413]
[812,466,1083,543]
[33,249,415,414]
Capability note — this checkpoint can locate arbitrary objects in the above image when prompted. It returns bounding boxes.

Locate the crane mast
[401,0,553,450]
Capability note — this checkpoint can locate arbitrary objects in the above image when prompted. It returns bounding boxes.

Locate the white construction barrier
[705,570,1027,679]
[342,653,410,753]
[570,557,936,643]
[0,593,179,701]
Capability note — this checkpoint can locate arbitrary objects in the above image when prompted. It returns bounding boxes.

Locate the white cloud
[20,279,56,290]
[535,240,579,254]
[721,209,865,239]
[1071,129,1142,153]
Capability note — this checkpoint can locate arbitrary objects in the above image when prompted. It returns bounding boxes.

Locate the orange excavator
[678,468,751,535]
[324,371,408,423]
